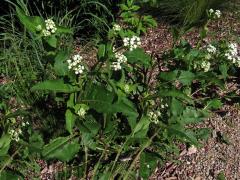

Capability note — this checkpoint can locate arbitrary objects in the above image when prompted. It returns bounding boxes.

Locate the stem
[122,129,160,180]
[0,145,22,174]
[84,146,88,179]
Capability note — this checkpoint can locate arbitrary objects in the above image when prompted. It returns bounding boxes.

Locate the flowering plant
[0,6,238,180]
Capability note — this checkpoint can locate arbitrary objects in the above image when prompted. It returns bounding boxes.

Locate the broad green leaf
[219,64,228,80]
[206,99,222,110]
[28,132,44,153]
[45,36,57,48]
[140,152,159,179]
[85,85,138,130]
[181,107,207,124]
[0,134,11,156]
[159,71,178,81]
[32,79,79,93]
[159,89,193,104]
[42,137,80,162]
[56,26,73,34]
[168,125,198,146]
[54,51,69,76]
[195,128,211,141]
[16,7,44,33]
[97,44,106,61]
[85,85,115,113]
[178,71,195,86]
[132,117,150,138]
[171,98,184,116]
[65,109,76,134]
[217,171,226,180]
[112,97,138,130]
[124,48,151,67]
[0,170,23,180]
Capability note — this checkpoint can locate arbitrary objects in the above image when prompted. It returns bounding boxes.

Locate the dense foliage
[0,0,239,179]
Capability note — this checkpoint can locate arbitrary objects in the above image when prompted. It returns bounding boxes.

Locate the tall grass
[140,0,225,26]
[0,3,68,135]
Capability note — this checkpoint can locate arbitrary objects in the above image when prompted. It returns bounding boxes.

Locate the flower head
[113,24,121,32]
[67,54,85,75]
[123,36,141,51]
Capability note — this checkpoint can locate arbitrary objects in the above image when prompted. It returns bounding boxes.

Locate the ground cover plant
[0,0,240,179]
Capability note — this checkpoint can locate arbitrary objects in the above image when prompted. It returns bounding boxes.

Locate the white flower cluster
[225,43,240,65]
[201,61,211,72]
[124,84,130,93]
[209,9,221,19]
[113,24,121,32]
[8,121,29,142]
[111,52,128,71]
[42,19,57,37]
[67,54,85,75]
[206,44,217,54]
[123,36,141,51]
[77,108,86,117]
[148,111,161,124]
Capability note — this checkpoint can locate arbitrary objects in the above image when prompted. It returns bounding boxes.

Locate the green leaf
[219,64,228,80]
[0,171,23,180]
[31,79,79,93]
[85,85,138,130]
[56,26,73,34]
[124,48,151,67]
[181,107,207,124]
[159,71,178,81]
[65,109,76,134]
[28,132,44,153]
[42,137,80,162]
[159,89,193,104]
[206,99,222,110]
[132,117,150,138]
[54,51,69,76]
[171,98,184,116]
[168,125,198,146]
[45,36,57,48]
[178,71,195,86]
[0,134,11,156]
[140,152,159,179]
[195,128,211,141]
[85,85,115,113]
[16,7,44,33]
[112,97,138,130]
[97,44,106,61]
[217,171,226,180]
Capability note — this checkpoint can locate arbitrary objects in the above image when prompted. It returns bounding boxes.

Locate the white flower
[111,62,122,71]
[42,19,57,36]
[148,110,161,124]
[115,52,127,63]
[123,36,141,51]
[124,84,130,93]
[36,25,42,31]
[209,9,221,19]
[77,108,86,117]
[113,24,121,32]
[111,52,128,71]
[187,145,197,155]
[209,9,214,14]
[67,54,85,75]
[42,29,51,37]
[224,43,239,64]
[123,37,130,47]
[215,10,221,18]
[201,61,211,72]
[206,44,217,54]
